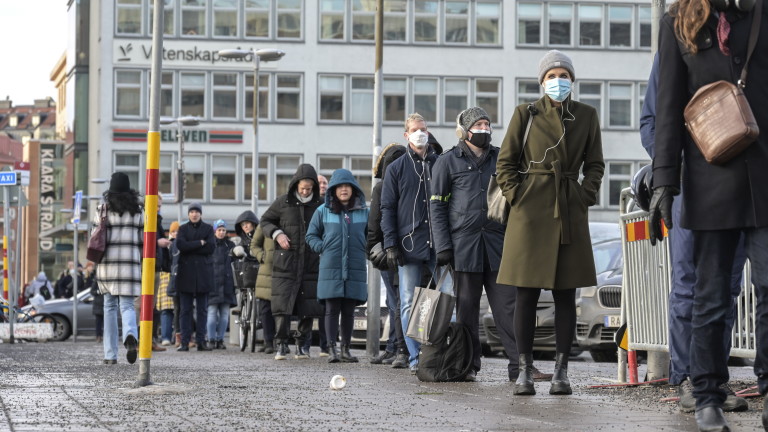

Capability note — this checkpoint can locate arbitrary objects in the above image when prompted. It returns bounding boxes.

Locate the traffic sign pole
[72,191,83,343]
[3,185,15,343]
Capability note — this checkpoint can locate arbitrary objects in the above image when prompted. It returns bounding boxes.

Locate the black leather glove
[436,249,453,266]
[369,243,388,270]
[386,247,404,270]
[648,186,676,246]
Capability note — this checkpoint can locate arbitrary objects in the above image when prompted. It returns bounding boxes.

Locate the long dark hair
[103,189,142,216]
[329,188,357,214]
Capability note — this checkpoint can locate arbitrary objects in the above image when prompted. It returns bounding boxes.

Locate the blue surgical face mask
[544,78,572,102]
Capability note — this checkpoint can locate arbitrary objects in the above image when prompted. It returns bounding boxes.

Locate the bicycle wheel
[239,291,251,352]
[249,296,259,352]
[23,313,58,342]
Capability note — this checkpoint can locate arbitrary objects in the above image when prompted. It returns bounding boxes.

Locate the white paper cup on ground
[330,375,346,390]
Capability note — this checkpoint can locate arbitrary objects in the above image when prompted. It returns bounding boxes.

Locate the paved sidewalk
[0,339,763,431]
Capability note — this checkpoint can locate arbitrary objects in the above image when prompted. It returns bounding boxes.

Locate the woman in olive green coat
[496,50,604,397]
[250,223,276,353]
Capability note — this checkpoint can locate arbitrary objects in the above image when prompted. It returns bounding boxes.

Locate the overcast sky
[0,0,68,105]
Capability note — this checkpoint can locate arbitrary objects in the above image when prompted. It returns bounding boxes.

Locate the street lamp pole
[218,48,285,216]
[160,116,200,222]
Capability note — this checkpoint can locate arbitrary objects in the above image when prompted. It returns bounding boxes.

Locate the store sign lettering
[39,147,55,251]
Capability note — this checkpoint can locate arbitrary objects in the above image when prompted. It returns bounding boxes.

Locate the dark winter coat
[306,169,369,304]
[250,224,274,301]
[234,210,260,261]
[155,213,170,272]
[90,278,104,317]
[259,164,323,318]
[367,143,407,253]
[496,96,604,289]
[430,142,506,272]
[654,8,768,230]
[380,145,439,263]
[167,239,180,297]
[209,236,237,306]
[175,220,216,295]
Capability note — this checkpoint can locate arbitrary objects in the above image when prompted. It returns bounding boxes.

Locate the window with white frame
[476,79,500,125]
[608,83,632,127]
[115,70,142,117]
[445,1,469,44]
[243,155,269,202]
[383,78,407,123]
[607,162,632,206]
[413,78,438,123]
[476,1,501,45]
[180,72,206,117]
[114,153,141,192]
[319,0,345,40]
[414,0,438,43]
[383,0,407,41]
[276,74,302,120]
[245,0,270,38]
[117,0,142,35]
[275,155,302,196]
[351,156,372,197]
[160,72,174,117]
[578,4,602,47]
[212,73,238,119]
[548,4,572,46]
[444,78,469,123]
[149,0,175,35]
[181,0,207,37]
[317,156,344,180]
[245,73,269,120]
[213,0,238,37]
[319,75,345,121]
[609,5,632,48]
[638,6,652,48]
[576,82,602,123]
[351,1,375,41]
[518,3,542,45]
[184,154,205,200]
[159,153,175,196]
[276,0,302,39]
[350,77,375,124]
[211,155,237,201]
[517,80,541,105]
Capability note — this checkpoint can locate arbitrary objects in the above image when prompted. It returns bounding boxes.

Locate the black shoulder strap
[739,0,763,88]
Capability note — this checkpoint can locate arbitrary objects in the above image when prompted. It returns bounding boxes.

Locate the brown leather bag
[86,204,109,263]
[683,1,762,165]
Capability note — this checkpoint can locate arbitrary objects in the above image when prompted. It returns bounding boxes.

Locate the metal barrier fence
[618,188,756,364]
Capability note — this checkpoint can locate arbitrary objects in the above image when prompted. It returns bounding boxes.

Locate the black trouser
[173,295,181,335]
[324,298,356,346]
[180,292,208,345]
[515,287,576,355]
[274,314,312,346]
[383,269,406,353]
[455,265,518,374]
[260,300,275,345]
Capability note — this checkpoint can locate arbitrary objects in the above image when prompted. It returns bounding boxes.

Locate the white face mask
[407,130,429,148]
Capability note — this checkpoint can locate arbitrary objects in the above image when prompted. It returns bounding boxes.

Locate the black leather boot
[328,344,340,363]
[513,353,535,395]
[550,352,572,395]
[340,344,358,363]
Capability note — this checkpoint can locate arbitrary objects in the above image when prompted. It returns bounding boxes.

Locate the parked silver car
[23,290,97,341]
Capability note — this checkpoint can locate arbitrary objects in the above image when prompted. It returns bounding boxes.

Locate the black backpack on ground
[416,322,474,382]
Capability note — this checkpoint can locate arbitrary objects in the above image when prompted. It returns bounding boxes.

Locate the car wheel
[589,349,618,363]
[51,315,72,341]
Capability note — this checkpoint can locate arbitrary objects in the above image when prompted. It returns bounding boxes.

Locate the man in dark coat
[175,202,215,352]
[381,112,452,373]
[431,106,518,382]
[367,143,408,368]
[651,3,768,428]
[260,164,323,360]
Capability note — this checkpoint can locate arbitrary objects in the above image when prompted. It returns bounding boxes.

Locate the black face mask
[468,131,491,149]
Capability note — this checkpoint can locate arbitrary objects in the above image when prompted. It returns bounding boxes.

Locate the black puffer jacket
[234,210,259,261]
[367,143,407,253]
[259,164,323,318]
[209,236,236,306]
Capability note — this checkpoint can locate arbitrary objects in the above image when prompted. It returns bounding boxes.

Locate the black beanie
[109,172,131,193]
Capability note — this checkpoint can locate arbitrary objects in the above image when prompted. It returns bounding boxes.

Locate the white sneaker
[161,339,171,346]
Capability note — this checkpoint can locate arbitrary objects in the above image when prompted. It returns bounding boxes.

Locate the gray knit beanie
[538,50,575,84]
[188,202,203,214]
[459,107,490,131]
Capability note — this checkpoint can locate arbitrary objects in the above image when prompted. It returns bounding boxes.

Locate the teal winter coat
[306,169,369,304]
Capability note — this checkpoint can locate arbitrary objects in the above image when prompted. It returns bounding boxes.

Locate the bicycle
[0,298,59,342]
[232,258,260,352]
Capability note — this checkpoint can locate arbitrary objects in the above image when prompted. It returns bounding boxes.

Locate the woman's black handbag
[86,204,108,263]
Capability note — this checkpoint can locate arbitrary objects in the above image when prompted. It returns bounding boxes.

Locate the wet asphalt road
[0,339,764,431]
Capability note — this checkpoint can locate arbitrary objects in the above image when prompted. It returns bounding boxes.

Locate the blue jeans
[399,258,452,367]
[690,227,768,408]
[668,191,746,385]
[102,293,138,361]
[207,303,230,342]
[160,309,174,342]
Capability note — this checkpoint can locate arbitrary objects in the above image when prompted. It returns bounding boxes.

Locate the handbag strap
[516,104,536,167]
[739,0,762,88]
[427,264,455,295]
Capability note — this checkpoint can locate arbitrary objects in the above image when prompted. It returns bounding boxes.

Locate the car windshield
[589,222,621,244]
[593,240,623,274]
